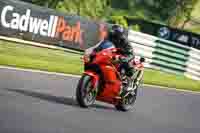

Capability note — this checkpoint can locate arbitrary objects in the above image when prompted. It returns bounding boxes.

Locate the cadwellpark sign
[0,0,108,50]
[1,5,82,44]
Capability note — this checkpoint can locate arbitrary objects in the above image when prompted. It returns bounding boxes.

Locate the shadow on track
[4,88,115,111]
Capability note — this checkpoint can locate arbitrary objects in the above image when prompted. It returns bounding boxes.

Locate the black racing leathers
[111,36,135,77]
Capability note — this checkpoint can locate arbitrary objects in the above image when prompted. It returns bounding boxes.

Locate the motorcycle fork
[83,71,99,91]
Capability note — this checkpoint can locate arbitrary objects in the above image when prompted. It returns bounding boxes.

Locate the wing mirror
[140,57,145,63]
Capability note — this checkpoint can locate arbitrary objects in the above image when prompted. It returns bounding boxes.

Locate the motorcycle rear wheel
[76,75,97,108]
[115,90,137,112]
[116,69,144,111]
[115,79,140,112]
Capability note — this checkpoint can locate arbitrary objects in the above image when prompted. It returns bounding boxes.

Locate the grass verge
[0,40,200,92]
[0,40,83,75]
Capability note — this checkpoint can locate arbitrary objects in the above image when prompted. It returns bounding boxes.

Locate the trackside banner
[0,0,109,50]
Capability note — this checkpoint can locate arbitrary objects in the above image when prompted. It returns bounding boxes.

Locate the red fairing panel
[99,65,121,97]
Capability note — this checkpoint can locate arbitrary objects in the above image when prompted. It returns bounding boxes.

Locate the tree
[148,0,198,28]
[110,16,128,28]
[28,0,63,8]
[168,0,198,28]
[56,0,110,20]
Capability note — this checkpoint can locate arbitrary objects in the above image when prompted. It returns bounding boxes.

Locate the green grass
[0,40,83,75]
[0,40,200,92]
[143,69,200,92]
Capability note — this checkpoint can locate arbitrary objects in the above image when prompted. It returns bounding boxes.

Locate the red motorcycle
[76,43,145,111]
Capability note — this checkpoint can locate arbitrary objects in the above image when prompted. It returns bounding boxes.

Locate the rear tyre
[76,75,97,108]
[115,91,137,112]
[115,78,141,112]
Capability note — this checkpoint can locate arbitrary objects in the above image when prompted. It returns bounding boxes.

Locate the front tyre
[76,75,97,108]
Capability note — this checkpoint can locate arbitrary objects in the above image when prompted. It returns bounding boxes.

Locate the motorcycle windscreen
[84,40,115,55]
[85,41,103,55]
[95,40,115,52]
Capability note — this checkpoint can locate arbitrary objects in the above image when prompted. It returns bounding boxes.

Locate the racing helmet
[109,24,125,38]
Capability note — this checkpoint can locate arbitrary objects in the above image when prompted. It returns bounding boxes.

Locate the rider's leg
[119,62,133,77]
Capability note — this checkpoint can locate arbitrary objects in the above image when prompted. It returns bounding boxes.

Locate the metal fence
[128,30,200,81]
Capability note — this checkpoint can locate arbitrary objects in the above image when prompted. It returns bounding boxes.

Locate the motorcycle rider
[106,24,144,92]
[108,24,135,77]
[92,24,135,77]
[85,24,144,93]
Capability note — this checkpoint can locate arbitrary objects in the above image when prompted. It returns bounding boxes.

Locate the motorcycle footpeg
[115,96,122,100]
[122,90,136,98]
[127,87,133,91]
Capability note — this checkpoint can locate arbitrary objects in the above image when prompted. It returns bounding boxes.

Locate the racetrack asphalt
[0,67,200,133]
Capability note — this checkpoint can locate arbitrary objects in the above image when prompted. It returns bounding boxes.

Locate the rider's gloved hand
[119,56,128,63]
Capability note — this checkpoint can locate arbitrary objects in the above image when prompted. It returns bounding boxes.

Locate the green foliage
[168,0,198,28]
[56,0,109,20]
[110,16,128,28]
[134,0,198,29]
[31,0,61,8]
[110,0,129,9]
[29,0,199,32]
[131,24,141,31]
[189,26,200,34]
[56,0,80,15]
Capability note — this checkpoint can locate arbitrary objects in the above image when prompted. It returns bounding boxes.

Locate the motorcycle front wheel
[76,75,97,108]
